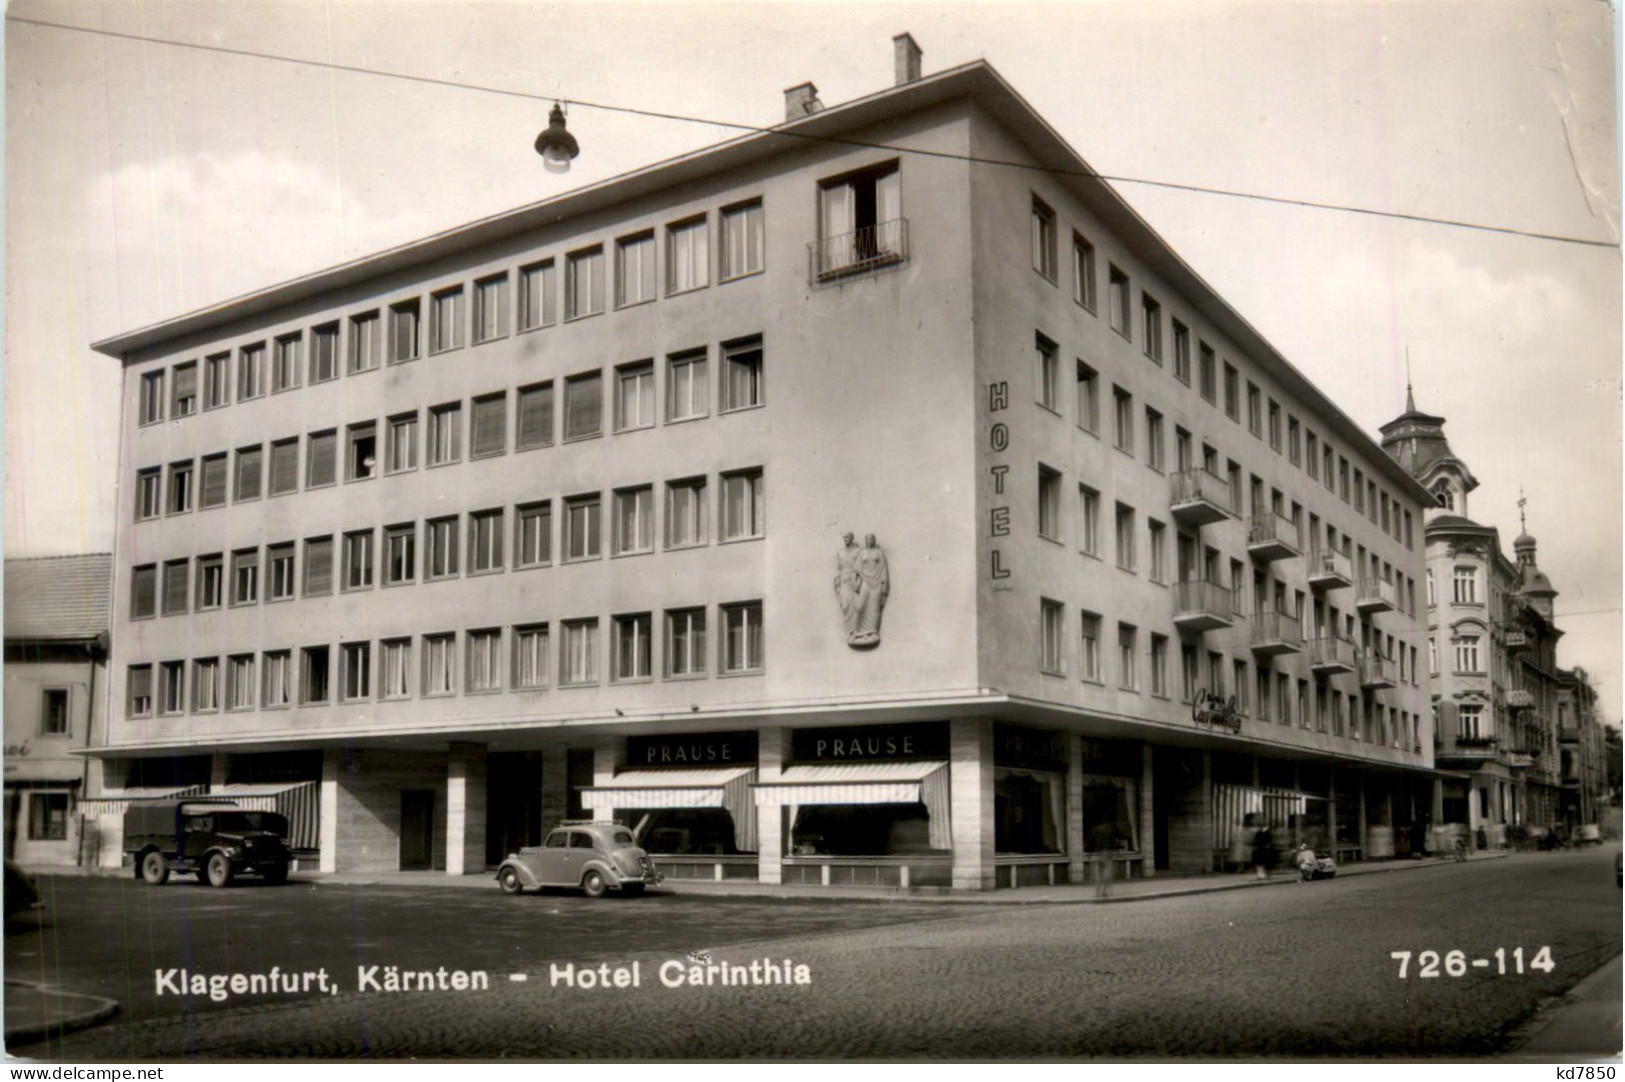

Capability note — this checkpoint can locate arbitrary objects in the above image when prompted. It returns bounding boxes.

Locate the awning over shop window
[752,762,951,850]
[582,767,757,853]
[211,782,321,852]
[76,785,207,818]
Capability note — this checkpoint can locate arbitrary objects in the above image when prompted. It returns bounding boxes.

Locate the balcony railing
[1247,513,1303,561]
[1355,577,1397,614]
[1169,469,1233,526]
[811,218,909,280]
[1249,610,1303,656]
[1455,733,1498,750]
[1307,547,1353,591]
[1172,579,1235,632]
[1504,630,1528,650]
[1506,689,1534,709]
[1359,652,1398,689]
[1307,636,1358,675]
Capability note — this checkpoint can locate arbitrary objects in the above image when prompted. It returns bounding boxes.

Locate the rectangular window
[662,477,708,550]
[1079,613,1101,682]
[615,232,657,307]
[1145,409,1164,471]
[1223,363,1239,420]
[615,362,656,432]
[561,618,599,685]
[564,494,602,561]
[230,548,259,605]
[469,509,504,573]
[1246,382,1262,436]
[1076,362,1098,433]
[1113,387,1133,453]
[1079,485,1100,557]
[468,628,502,692]
[380,638,412,700]
[614,614,653,681]
[40,688,70,734]
[347,422,377,481]
[516,382,555,449]
[194,553,223,610]
[301,646,330,705]
[302,537,333,597]
[613,486,654,555]
[719,200,764,279]
[384,523,416,585]
[306,429,337,488]
[518,260,557,331]
[160,559,188,616]
[390,299,421,363]
[309,323,339,383]
[172,362,198,417]
[26,793,69,841]
[385,412,418,474]
[234,445,263,502]
[564,371,603,440]
[127,664,153,717]
[721,469,764,540]
[470,392,508,458]
[342,642,371,701]
[721,336,764,412]
[267,542,295,601]
[722,602,764,674]
[515,501,552,568]
[166,460,194,514]
[1037,466,1061,540]
[349,311,380,372]
[1108,266,1131,338]
[227,655,256,711]
[473,274,508,344]
[1150,634,1169,697]
[342,529,373,591]
[1172,321,1190,385]
[428,402,464,465]
[666,349,708,422]
[1148,519,1167,583]
[204,353,230,409]
[426,516,460,578]
[1199,343,1217,402]
[665,609,707,678]
[1142,294,1162,362]
[262,651,291,708]
[1338,456,1350,500]
[1453,636,1481,673]
[1306,431,1320,479]
[1040,599,1064,673]
[1117,624,1138,690]
[273,333,302,393]
[1353,468,1365,513]
[513,624,550,689]
[269,439,300,496]
[139,370,164,424]
[193,658,219,712]
[1031,197,1057,280]
[1268,400,1282,451]
[135,468,161,520]
[238,343,265,401]
[565,246,605,319]
[1288,416,1301,465]
[667,216,709,294]
[1115,503,1136,571]
[1072,232,1096,310]
[1036,334,1059,412]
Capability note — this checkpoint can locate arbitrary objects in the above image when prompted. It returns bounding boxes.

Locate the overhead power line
[10,13,1619,251]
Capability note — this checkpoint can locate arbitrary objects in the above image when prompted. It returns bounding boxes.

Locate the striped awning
[77,784,207,817]
[583,767,757,853]
[752,762,952,850]
[211,782,321,851]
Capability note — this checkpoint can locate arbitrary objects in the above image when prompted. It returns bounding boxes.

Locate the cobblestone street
[11,848,1620,1060]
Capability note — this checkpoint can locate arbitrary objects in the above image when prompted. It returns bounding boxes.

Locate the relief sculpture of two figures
[834,533,889,648]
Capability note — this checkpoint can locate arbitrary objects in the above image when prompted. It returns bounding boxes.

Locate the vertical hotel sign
[987,381,1011,581]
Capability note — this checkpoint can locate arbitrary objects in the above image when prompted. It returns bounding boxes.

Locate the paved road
[9,848,1620,1060]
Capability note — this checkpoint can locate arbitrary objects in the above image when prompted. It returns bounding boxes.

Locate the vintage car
[495,821,663,898]
[4,860,40,922]
[125,798,291,887]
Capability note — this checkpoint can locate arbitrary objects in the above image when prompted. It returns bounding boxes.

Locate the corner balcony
[1307,636,1358,675]
[1172,579,1235,633]
[1355,577,1397,615]
[1503,630,1528,651]
[1359,653,1398,690]
[1247,513,1303,562]
[811,218,909,281]
[1169,469,1233,527]
[1453,733,1499,752]
[1249,610,1303,657]
[1307,548,1353,591]
[1505,689,1534,710]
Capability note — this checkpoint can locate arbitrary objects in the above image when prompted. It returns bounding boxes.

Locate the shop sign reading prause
[626,732,758,767]
[791,723,947,763]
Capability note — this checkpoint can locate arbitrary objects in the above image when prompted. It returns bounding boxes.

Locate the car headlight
[223,845,242,857]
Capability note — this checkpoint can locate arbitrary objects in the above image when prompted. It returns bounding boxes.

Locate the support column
[757,727,788,885]
[1066,734,1084,885]
[1357,780,1368,859]
[1328,772,1338,858]
[540,749,568,830]
[1430,777,1445,853]
[950,718,995,891]
[445,742,487,876]
[209,752,230,791]
[319,747,340,874]
[1139,744,1156,878]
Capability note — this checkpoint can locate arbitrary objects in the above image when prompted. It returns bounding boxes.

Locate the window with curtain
[995,768,1064,854]
[818,163,901,275]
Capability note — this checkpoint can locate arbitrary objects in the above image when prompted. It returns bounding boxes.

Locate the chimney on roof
[784,82,823,122]
[894,33,922,86]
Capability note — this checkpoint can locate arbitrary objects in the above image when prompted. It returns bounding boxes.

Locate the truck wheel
[261,862,289,885]
[498,867,524,895]
[141,851,169,886]
[206,852,234,888]
[581,870,607,899]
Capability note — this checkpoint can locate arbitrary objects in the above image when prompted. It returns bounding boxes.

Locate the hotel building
[91,41,1436,888]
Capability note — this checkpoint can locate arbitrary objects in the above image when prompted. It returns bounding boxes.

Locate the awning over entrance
[752,762,951,850]
[211,782,321,851]
[582,767,757,853]
[77,784,207,817]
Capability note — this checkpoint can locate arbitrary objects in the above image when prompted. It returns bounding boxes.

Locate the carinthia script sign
[1191,691,1242,733]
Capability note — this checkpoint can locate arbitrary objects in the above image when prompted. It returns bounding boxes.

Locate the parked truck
[124,799,291,887]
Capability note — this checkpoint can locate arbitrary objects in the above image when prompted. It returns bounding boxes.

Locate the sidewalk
[1508,952,1623,1060]
[3,980,119,1047]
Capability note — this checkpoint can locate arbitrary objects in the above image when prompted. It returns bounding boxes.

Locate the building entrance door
[400,790,435,870]
[485,752,543,867]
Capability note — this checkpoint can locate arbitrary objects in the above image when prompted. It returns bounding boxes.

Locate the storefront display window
[1081,775,1138,852]
[790,803,942,857]
[995,768,1063,854]
[628,807,750,855]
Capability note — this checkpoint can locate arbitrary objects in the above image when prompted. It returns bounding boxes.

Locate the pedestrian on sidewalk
[1252,822,1277,880]
[1231,814,1255,874]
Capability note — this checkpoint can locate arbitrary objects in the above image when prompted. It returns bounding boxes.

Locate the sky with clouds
[6,0,1620,718]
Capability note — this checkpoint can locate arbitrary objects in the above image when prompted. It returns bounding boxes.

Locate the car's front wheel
[205,852,234,888]
[498,867,524,895]
[581,870,607,899]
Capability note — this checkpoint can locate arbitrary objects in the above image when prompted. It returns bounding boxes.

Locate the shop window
[28,793,70,840]
[995,768,1063,854]
[1081,776,1138,852]
[636,809,748,855]
[790,804,941,857]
